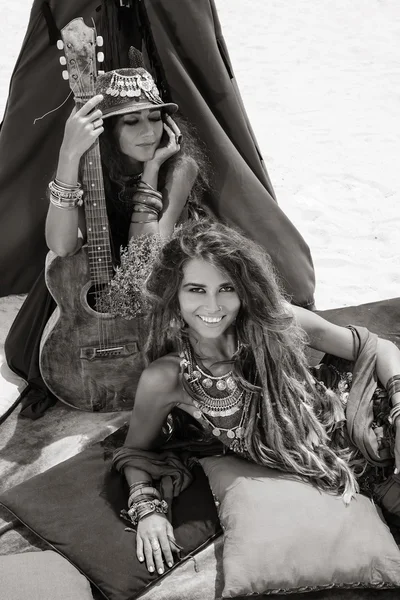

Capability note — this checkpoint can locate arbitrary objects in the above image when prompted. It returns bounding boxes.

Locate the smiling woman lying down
[109,218,400,579]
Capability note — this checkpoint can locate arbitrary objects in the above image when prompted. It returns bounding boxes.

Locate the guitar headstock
[57,18,104,106]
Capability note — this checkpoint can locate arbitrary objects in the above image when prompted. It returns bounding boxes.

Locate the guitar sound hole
[86,284,109,312]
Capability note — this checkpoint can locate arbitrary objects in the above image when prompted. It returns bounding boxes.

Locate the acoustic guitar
[40,18,145,412]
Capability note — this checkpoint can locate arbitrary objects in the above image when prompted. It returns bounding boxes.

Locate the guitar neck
[82,141,114,285]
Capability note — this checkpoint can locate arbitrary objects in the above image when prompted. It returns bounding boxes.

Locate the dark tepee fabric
[0,0,315,306]
[0,0,100,296]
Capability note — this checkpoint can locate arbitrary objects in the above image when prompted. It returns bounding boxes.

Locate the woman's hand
[147,116,182,169]
[59,95,104,161]
[136,513,177,574]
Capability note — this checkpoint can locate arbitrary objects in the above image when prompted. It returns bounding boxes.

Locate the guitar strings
[75,62,106,349]
[73,55,117,351]
[33,90,74,125]
[73,60,103,348]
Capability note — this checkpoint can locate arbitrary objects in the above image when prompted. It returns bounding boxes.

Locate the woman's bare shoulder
[139,353,181,396]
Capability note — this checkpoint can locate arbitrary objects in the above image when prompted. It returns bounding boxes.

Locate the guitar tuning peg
[98,70,105,75]
[57,40,64,50]
[96,35,104,47]
[59,56,67,66]
[62,70,69,80]
[97,52,104,63]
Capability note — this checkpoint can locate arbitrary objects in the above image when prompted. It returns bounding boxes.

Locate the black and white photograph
[0,2,399,599]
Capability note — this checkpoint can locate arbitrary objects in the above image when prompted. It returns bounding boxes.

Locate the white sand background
[0,0,399,412]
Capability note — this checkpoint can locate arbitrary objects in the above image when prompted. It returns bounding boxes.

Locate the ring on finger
[175,133,182,144]
[150,539,160,551]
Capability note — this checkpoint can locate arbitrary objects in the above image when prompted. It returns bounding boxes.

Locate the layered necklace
[182,338,243,418]
[180,339,252,451]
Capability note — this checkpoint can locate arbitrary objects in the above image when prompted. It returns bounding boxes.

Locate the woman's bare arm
[158,156,198,238]
[293,306,400,394]
[293,306,355,360]
[45,96,103,256]
[123,356,181,486]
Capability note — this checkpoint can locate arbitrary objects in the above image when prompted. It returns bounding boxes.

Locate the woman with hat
[4,66,209,417]
[46,66,208,257]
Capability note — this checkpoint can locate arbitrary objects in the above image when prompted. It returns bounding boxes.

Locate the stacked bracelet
[124,480,168,525]
[388,403,400,426]
[387,375,400,403]
[136,180,163,201]
[128,486,161,508]
[130,180,163,224]
[129,480,152,492]
[49,179,84,210]
[130,207,159,224]
[127,499,168,525]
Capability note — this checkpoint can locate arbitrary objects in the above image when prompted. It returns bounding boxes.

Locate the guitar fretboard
[82,142,114,285]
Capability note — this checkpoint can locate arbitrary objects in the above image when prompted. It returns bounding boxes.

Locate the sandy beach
[0,0,399,411]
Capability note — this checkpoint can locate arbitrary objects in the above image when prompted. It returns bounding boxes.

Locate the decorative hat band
[95,67,178,119]
[105,70,163,104]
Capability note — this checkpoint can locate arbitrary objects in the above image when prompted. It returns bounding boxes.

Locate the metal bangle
[131,199,162,214]
[131,212,159,224]
[129,486,161,500]
[132,205,159,215]
[49,180,84,201]
[54,178,82,190]
[49,195,79,210]
[130,219,159,224]
[132,192,163,211]
[387,375,400,389]
[136,181,163,199]
[388,405,400,425]
[129,480,152,491]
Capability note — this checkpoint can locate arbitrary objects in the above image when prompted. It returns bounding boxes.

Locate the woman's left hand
[149,117,182,168]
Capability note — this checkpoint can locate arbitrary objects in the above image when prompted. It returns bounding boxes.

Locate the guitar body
[40,249,146,412]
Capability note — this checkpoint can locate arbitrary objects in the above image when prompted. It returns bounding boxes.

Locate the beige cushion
[200,455,400,597]
[0,550,93,600]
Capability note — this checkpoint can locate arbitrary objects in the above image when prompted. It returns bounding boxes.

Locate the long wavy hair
[144,219,358,502]
[100,112,211,216]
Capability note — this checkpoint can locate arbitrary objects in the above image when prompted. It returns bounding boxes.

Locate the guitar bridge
[80,342,139,360]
